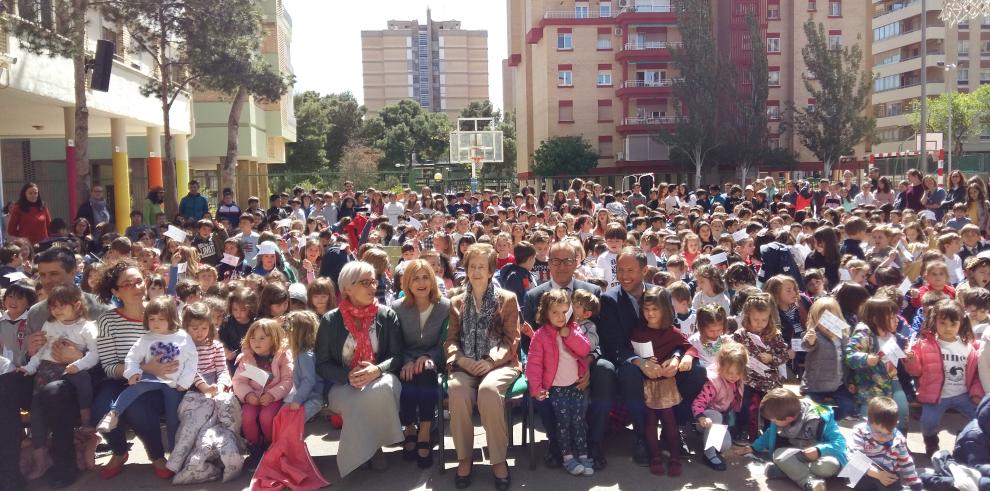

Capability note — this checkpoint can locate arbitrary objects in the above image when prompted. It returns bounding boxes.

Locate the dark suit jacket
[521,279,601,356]
[391,297,450,367]
[599,283,656,365]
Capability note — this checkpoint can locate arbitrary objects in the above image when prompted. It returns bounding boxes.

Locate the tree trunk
[72,49,89,211]
[823,158,833,179]
[694,157,703,190]
[740,161,750,186]
[159,34,179,218]
[222,86,248,194]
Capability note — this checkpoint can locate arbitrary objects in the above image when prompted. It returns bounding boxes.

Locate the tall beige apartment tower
[362,9,490,120]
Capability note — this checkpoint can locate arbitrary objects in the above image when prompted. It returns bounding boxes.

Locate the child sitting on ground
[691,341,747,471]
[688,303,731,373]
[737,388,847,491]
[849,396,923,491]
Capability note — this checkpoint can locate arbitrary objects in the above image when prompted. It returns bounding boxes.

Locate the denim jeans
[110,379,183,451]
[807,384,856,420]
[921,393,978,436]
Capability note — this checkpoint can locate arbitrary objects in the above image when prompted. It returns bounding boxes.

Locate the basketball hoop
[941,0,990,26]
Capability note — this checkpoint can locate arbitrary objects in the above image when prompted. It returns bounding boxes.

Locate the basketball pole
[470,155,483,193]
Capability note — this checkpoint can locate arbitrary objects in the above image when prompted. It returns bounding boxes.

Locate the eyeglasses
[117,278,145,289]
[357,279,378,288]
[549,259,576,266]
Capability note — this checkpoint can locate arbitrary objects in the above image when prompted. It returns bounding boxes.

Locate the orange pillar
[146,127,163,189]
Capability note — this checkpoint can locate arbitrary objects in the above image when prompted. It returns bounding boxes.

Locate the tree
[286,91,331,171]
[458,100,516,178]
[362,100,451,168]
[660,0,732,189]
[728,12,770,185]
[186,0,292,195]
[911,90,978,158]
[532,136,598,177]
[324,92,365,167]
[789,20,874,177]
[1,0,110,209]
[460,100,502,126]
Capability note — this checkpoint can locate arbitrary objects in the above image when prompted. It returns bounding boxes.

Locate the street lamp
[937,61,957,181]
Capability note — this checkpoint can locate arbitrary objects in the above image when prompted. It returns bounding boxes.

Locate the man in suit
[521,241,601,469]
[593,246,707,468]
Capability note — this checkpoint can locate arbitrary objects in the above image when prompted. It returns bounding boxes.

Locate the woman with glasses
[445,243,521,490]
[315,260,404,476]
[91,261,173,480]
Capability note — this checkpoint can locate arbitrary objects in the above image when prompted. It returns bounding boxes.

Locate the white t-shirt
[552,333,579,387]
[236,231,261,266]
[597,251,619,289]
[938,337,971,398]
[383,202,405,226]
[22,319,99,374]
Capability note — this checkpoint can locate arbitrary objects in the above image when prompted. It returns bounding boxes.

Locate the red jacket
[344,213,368,251]
[6,204,51,243]
[526,321,591,397]
[903,333,984,404]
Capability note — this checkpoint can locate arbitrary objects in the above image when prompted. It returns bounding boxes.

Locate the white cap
[918,210,937,222]
[288,282,307,302]
[257,241,278,256]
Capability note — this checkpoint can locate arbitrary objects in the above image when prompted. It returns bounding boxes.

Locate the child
[307,277,338,317]
[845,297,909,430]
[904,299,983,456]
[630,287,695,477]
[493,232,515,269]
[498,241,537,306]
[0,243,23,288]
[938,232,964,285]
[219,287,258,368]
[183,302,230,395]
[597,223,627,289]
[738,388,847,491]
[670,281,697,334]
[960,255,990,292]
[692,264,731,314]
[963,287,990,341]
[911,261,956,309]
[284,311,324,421]
[688,303,731,372]
[526,289,594,476]
[801,297,855,420]
[841,217,868,260]
[233,318,293,465]
[958,224,989,264]
[849,397,923,491]
[731,292,789,442]
[766,274,804,374]
[96,297,197,452]
[217,237,252,282]
[571,289,600,356]
[946,202,972,231]
[18,285,98,479]
[691,341,747,471]
[0,279,36,368]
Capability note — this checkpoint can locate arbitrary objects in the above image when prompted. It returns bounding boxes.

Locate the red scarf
[339,297,379,369]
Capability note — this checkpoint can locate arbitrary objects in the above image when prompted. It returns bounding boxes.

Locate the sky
[286,0,507,111]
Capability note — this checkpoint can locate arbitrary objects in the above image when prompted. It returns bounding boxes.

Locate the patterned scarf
[339,297,379,369]
[461,281,500,360]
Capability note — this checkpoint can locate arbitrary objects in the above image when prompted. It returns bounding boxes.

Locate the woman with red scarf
[314,260,403,477]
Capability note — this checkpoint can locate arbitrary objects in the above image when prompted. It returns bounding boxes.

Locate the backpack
[758,242,805,290]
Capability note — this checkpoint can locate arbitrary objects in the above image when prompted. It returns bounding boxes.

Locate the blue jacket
[955,394,990,477]
[497,263,535,308]
[752,400,848,466]
[179,193,209,222]
[287,350,324,405]
[599,283,656,365]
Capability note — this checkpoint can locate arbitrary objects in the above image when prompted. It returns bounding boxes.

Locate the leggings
[549,385,589,458]
[645,407,681,462]
[399,368,439,427]
[735,386,766,440]
[242,400,283,446]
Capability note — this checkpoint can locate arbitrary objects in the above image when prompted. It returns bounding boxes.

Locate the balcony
[616,78,682,98]
[618,116,683,134]
[872,0,942,22]
[873,26,946,56]
[616,2,677,26]
[543,10,615,19]
[617,41,683,62]
[873,53,945,77]
[539,8,617,27]
[872,80,946,104]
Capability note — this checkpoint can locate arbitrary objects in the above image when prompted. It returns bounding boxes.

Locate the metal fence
[263,168,518,195]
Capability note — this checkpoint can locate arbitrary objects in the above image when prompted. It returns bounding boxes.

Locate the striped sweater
[849,422,922,488]
[195,340,231,388]
[96,309,145,378]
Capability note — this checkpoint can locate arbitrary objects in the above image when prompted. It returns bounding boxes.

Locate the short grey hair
[337,261,376,299]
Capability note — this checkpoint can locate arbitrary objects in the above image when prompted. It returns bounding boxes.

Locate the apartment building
[361,9,489,120]
[505,0,871,188]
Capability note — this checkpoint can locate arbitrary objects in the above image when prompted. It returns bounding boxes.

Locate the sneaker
[577,456,594,476]
[803,479,826,491]
[732,435,751,447]
[96,411,119,434]
[704,451,727,471]
[766,464,786,480]
[563,457,585,476]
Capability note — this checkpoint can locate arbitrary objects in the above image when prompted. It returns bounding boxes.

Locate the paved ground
[36,396,968,490]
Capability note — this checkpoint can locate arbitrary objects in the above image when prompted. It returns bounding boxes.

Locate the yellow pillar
[236,159,252,205]
[258,163,270,198]
[110,118,131,234]
[175,134,190,199]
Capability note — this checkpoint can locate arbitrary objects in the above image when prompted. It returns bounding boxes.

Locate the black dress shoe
[633,439,650,466]
[543,450,562,468]
[416,442,434,469]
[454,463,473,489]
[402,435,417,461]
[493,469,511,491]
[593,452,608,470]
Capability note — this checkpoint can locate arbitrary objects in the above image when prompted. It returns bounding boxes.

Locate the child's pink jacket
[233,350,294,402]
[525,321,591,397]
[903,333,983,404]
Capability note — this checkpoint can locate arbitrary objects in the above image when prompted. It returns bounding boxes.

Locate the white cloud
[286,0,507,112]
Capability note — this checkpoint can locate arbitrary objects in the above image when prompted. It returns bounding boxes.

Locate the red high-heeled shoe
[154,466,175,480]
[99,453,128,480]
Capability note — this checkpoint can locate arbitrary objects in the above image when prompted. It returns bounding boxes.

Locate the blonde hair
[740,293,780,337]
[806,297,844,337]
[400,259,441,307]
[241,318,287,356]
[287,311,319,355]
[765,275,799,307]
[715,341,747,378]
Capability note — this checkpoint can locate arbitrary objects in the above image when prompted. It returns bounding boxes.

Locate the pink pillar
[64,107,78,220]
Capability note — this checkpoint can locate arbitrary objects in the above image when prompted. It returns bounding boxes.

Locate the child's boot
[648,456,665,476]
[924,434,940,457]
[25,448,50,480]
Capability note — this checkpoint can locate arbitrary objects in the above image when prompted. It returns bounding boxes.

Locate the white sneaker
[96,411,119,433]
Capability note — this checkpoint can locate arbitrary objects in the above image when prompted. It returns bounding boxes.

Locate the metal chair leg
[438,381,446,473]
[527,395,536,470]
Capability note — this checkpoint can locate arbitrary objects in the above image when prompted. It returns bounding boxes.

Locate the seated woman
[391,259,450,468]
[315,260,403,477]
[445,243,521,490]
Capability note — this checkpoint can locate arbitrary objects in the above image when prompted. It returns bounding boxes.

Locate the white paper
[3,271,27,282]
[632,341,654,359]
[705,423,728,451]
[164,225,187,243]
[748,357,770,374]
[407,217,422,230]
[898,241,914,262]
[838,450,874,487]
[880,336,906,367]
[221,253,240,267]
[898,277,913,295]
[732,230,749,242]
[296,238,306,250]
[176,262,188,274]
[0,356,10,376]
[2,348,12,361]
[709,252,728,265]
[955,267,966,283]
[819,311,849,338]
[275,219,292,229]
[791,338,806,352]
[748,332,767,349]
[241,363,270,387]
[839,268,852,281]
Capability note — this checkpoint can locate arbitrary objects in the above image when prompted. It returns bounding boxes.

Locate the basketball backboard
[450,117,504,164]
[916,132,943,153]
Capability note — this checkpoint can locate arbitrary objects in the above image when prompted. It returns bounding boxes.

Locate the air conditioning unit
[614,27,623,36]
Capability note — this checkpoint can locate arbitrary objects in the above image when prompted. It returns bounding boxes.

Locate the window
[829,1,841,16]
[557,31,573,50]
[598,100,613,122]
[959,40,970,56]
[600,1,612,17]
[981,69,990,83]
[877,52,901,65]
[983,15,990,26]
[742,34,752,51]
[983,40,990,55]
[766,36,781,53]
[874,74,900,92]
[597,70,613,86]
[558,70,573,87]
[873,22,901,42]
[767,4,780,19]
[828,33,842,49]
[598,136,614,158]
[959,68,970,83]
[807,0,816,11]
[982,125,990,141]
[806,98,816,113]
[768,69,780,86]
[101,27,120,57]
[767,104,781,120]
[558,101,574,122]
[597,32,612,50]
[575,2,589,18]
